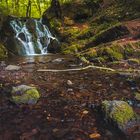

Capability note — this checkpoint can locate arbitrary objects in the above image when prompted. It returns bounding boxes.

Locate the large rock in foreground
[11,85,40,105]
[102,100,139,134]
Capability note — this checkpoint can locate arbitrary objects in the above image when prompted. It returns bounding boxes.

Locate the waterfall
[10,19,56,55]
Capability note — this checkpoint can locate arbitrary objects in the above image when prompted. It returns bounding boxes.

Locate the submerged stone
[67,80,73,86]
[5,65,21,71]
[52,58,63,63]
[102,100,139,133]
[11,85,40,104]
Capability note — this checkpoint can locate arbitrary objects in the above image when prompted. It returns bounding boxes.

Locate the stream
[0,54,140,139]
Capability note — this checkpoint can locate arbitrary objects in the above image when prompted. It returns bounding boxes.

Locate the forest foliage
[0,0,72,18]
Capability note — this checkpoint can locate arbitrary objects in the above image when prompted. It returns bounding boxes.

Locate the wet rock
[5,65,21,71]
[52,58,63,63]
[18,32,26,41]
[105,130,113,137]
[67,88,73,92]
[102,100,138,133]
[0,61,6,67]
[47,39,61,53]
[135,92,140,101]
[52,128,70,138]
[67,80,73,86]
[11,85,40,104]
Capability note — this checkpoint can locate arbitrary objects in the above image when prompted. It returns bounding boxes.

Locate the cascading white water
[10,19,56,55]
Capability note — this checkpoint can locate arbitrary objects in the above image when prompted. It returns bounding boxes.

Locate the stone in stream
[5,65,21,71]
[67,80,73,86]
[11,85,40,105]
[52,58,64,63]
[102,100,139,134]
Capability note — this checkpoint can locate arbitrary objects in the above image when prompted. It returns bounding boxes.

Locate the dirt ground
[0,54,140,140]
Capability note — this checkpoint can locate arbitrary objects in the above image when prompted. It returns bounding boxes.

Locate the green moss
[105,47,123,61]
[0,43,7,59]
[83,48,97,59]
[77,27,93,39]
[12,88,40,104]
[62,44,79,54]
[81,56,90,63]
[64,17,74,26]
[97,44,124,61]
[96,57,106,63]
[50,19,62,31]
[128,58,140,64]
[124,43,134,57]
[85,22,130,49]
[135,92,140,101]
[102,100,135,126]
[134,41,140,48]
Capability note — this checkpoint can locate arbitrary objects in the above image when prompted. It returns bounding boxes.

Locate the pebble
[67,80,73,86]
[89,133,101,139]
[52,58,63,63]
[82,110,89,115]
[0,61,6,67]
[67,88,73,92]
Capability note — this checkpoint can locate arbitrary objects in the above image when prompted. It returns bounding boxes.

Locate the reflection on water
[4,54,79,72]
[7,54,54,64]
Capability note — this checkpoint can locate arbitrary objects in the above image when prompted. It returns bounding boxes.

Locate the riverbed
[0,54,140,140]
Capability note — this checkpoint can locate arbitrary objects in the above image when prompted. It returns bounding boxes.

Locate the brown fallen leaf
[83,110,89,115]
[89,133,101,139]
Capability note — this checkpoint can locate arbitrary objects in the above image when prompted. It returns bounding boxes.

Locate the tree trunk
[26,0,32,17]
[51,0,62,19]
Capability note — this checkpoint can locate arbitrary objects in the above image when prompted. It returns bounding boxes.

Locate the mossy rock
[0,43,7,59]
[102,100,136,130]
[135,92,140,101]
[11,85,40,105]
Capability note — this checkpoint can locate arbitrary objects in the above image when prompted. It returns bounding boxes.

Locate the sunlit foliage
[0,0,72,17]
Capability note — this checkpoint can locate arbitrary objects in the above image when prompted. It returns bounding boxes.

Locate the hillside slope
[43,0,140,65]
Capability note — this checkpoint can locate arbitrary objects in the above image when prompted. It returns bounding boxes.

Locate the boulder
[11,85,40,105]
[47,39,61,53]
[5,65,21,71]
[102,100,139,133]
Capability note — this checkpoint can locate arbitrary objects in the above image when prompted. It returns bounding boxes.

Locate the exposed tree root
[37,65,116,72]
[37,65,140,76]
